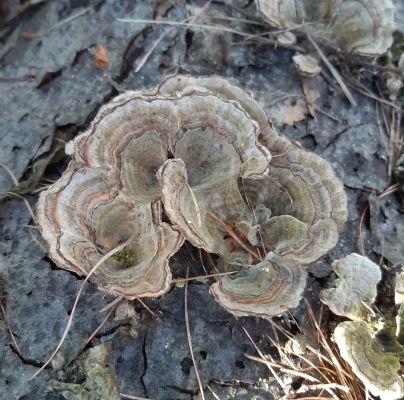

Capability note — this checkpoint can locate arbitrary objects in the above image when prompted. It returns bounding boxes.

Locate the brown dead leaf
[20,31,42,38]
[95,44,109,70]
[274,98,309,126]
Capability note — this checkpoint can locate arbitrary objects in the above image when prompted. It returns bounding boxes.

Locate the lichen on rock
[47,344,121,400]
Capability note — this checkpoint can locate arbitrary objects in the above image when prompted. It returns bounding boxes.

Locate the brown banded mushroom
[158,75,347,267]
[256,0,396,55]
[320,253,382,320]
[395,269,404,343]
[334,320,404,400]
[37,75,347,315]
[37,154,183,299]
[210,260,307,319]
[37,83,269,297]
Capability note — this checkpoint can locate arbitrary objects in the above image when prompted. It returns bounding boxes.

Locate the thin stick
[134,1,208,76]
[136,298,159,319]
[0,303,22,357]
[304,300,352,394]
[118,18,253,37]
[313,105,340,122]
[347,78,399,110]
[359,183,399,256]
[28,229,48,253]
[120,394,151,400]
[198,249,208,275]
[288,397,338,400]
[29,236,135,379]
[0,161,18,186]
[8,193,37,224]
[376,103,389,151]
[206,385,221,400]
[172,270,238,283]
[82,305,116,350]
[184,267,205,400]
[240,178,267,254]
[186,0,212,29]
[359,204,369,257]
[99,296,122,313]
[187,183,202,228]
[0,161,38,223]
[118,18,305,52]
[51,5,96,31]
[307,34,357,107]
[242,326,287,393]
[379,183,398,198]
[245,352,347,397]
[135,30,173,73]
[207,212,261,261]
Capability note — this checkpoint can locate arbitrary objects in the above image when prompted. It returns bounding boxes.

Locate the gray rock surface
[0,200,116,364]
[393,0,404,33]
[370,192,404,265]
[0,0,154,192]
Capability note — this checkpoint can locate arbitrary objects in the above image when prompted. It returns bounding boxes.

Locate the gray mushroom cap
[37,75,347,309]
[334,320,404,400]
[256,0,396,55]
[320,253,382,320]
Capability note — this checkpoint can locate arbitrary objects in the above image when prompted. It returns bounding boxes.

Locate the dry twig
[0,303,22,357]
[307,34,357,107]
[30,236,136,380]
[207,211,262,261]
[184,267,206,400]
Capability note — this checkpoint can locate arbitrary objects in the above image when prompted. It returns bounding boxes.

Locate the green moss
[112,251,134,267]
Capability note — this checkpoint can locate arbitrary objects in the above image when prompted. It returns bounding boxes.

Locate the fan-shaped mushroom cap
[395,269,404,305]
[37,162,182,298]
[334,321,404,400]
[210,260,307,319]
[156,90,271,261]
[256,0,396,55]
[395,270,404,343]
[239,143,346,264]
[158,75,347,265]
[157,75,279,147]
[320,254,381,320]
[37,75,347,302]
[37,84,270,297]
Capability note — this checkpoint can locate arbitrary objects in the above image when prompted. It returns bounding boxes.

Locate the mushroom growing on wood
[37,75,347,310]
[157,75,347,267]
[395,269,404,343]
[320,253,382,320]
[256,0,396,55]
[334,321,404,400]
[210,260,307,319]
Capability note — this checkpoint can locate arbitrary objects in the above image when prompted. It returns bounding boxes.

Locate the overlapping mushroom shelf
[37,75,347,318]
[256,0,396,55]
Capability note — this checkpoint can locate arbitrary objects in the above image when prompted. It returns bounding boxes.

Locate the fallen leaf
[95,44,108,70]
[274,98,308,126]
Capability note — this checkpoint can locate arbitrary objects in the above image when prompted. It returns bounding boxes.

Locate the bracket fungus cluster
[320,253,382,320]
[256,0,396,55]
[37,75,347,319]
[321,254,404,400]
[334,320,403,400]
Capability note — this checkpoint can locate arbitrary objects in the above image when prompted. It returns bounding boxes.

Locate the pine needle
[184,266,205,400]
[29,235,136,380]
